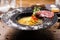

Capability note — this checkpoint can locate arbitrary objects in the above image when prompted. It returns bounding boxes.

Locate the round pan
[1,7,58,30]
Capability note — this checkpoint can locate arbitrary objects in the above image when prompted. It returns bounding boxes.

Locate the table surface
[16,0,55,7]
[0,20,60,40]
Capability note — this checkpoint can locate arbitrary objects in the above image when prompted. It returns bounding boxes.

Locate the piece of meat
[36,10,54,18]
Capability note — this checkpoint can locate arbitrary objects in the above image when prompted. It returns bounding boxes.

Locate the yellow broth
[17,16,43,26]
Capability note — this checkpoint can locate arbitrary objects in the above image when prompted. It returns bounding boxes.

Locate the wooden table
[16,0,55,7]
[0,20,60,40]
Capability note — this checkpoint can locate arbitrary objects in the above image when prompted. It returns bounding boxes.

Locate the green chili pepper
[33,7,41,15]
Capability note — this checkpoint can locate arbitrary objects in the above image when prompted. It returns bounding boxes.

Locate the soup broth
[17,16,43,26]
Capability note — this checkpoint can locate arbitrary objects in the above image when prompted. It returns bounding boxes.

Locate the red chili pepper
[31,15,38,21]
